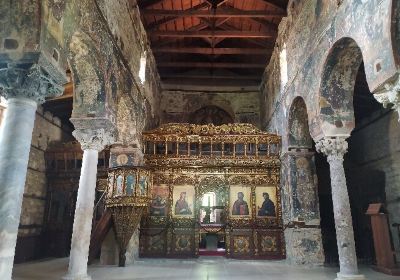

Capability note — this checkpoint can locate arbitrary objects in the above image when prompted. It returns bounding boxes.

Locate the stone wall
[346,109,400,259]
[96,0,161,130]
[14,107,73,263]
[161,90,261,127]
[260,0,397,146]
[259,0,399,265]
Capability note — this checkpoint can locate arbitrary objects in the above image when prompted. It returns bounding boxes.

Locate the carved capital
[373,76,400,121]
[315,137,348,161]
[73,128,115,151]
[0,64,64,104]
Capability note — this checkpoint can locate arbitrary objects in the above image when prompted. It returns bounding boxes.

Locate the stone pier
[316,137,365,280]
[64,123,115,280]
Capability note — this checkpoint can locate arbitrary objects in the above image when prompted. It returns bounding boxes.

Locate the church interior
[0,0,400,280]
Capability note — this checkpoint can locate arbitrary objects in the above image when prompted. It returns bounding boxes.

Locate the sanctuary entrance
[131,123,284,259]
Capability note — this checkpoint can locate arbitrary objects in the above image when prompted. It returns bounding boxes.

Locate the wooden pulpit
[366,203,400,275]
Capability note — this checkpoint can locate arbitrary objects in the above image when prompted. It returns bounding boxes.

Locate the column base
[62,273,92,280]
[335,273,365,280]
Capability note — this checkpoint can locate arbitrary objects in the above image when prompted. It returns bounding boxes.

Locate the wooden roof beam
[153,47,272,55]
[259,0,287,13]
[146,2,210,31]
[142,9,286,18]
[160,73,261,80]
[157,62,266,68]
[138,0,166,9]
[151,30,276,38]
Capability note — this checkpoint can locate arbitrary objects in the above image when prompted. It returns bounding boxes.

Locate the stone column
[0,65,64,280]
[316,137,365,280]
[64,126,114,280]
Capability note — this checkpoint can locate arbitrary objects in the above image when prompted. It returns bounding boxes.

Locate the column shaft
[328,155,358,276]
[66,149,99,280]
[0,98,38,280]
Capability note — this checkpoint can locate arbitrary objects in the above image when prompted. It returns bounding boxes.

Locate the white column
[0,98,37,279]
[0,65,64,280]
[316,137,365,280]
[64,127,114,280]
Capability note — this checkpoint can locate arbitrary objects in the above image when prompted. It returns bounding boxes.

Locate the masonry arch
[316,37,365,139]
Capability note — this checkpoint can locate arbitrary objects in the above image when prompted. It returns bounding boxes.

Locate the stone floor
[13,257,400,280]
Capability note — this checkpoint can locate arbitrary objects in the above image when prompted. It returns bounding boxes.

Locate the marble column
[316,137,365,280]
[0,65,63,280]
[64,127,114,280]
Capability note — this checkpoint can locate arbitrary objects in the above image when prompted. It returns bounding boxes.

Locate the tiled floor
[13,257,400,280]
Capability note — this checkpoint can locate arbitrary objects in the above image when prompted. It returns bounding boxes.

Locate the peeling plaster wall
[161,90,260,127]
[261,0,397,147]
[96,0,161,128]
[260,0,399,265]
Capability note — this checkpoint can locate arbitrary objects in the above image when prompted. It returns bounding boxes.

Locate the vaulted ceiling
[138,0,288,88]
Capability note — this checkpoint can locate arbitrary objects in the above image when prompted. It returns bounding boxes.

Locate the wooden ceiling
[138,0,288,87]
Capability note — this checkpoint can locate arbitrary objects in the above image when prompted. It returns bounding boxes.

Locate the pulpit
[366,203,400,275]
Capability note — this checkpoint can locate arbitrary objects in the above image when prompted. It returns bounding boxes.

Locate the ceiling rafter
[153,47,271,55]
[138,0,166,9]
[259,0,287,13]
[146,2,210,31]
[151,30,275,38]
[142,9,286,18]
[157,62,266,68]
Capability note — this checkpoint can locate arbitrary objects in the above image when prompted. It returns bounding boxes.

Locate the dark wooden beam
[219,6,278,31]
[142,9,285,18]
[153,47,272,55]
[151,30,276,38]
[146,2,209,31]
[160,73,261,80]
[259,0,287,12]
[138,0,166,9]
[218,23,271,48]
[157,62,266,68]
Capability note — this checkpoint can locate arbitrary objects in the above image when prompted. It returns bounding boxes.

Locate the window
[279,43,288,91]
[139,52,147,84]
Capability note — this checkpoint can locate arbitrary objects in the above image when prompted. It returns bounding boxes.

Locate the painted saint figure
[232,192,249,215]
[175,192,192,215]
[151,195,166,216]
[258,192,276,217]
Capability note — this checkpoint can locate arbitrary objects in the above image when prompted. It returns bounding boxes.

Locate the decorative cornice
[373,75,400,121]
[0,64,64,104]
[315,137,348,161]
[72,127,115,151]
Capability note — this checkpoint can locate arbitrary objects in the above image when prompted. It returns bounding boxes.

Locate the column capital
[315,136,348,160]
[373,75,400,121]
[73,128,115,151]
[0,63,65,104]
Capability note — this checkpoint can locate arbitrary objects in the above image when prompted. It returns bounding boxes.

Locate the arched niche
[317,37,364,137]
[189,105,234,125]
[288,97,312,149]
